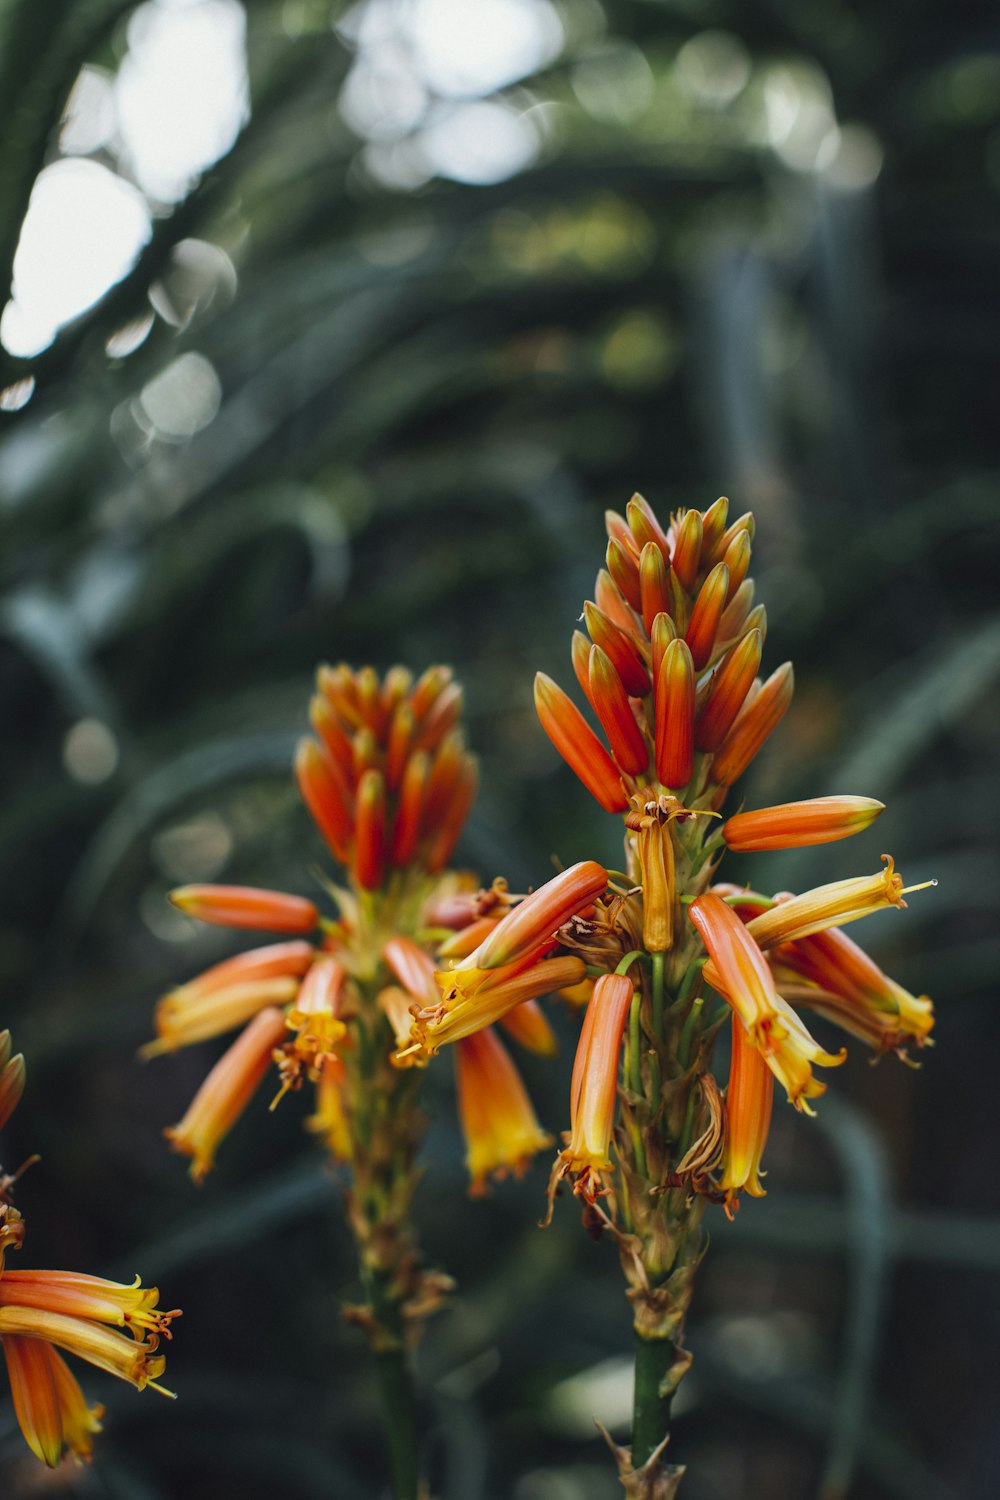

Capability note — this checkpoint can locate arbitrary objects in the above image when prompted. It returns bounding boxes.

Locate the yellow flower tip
[654,638,695,789]
[0,1051,26,1131]
[456,1028,552,1196]
[168,885,320,934]
[722,796,886,853]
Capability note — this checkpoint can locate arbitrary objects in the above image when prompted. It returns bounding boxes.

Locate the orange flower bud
[309,695,356,785]
[605,507,639,557]
[391,749,430,867]
[351,726,379,782]
[607,537,643,612]
[410,663,454,721]
[384,935,439,1005]
[719,1012,773,1209]
[588,646,650,777]
[650,611,677,684]
[534,673,628,813]
[722,528,752,599]
[0,1049,25,1132]
[165,1006,289,1180]
[317,663,363,727]
[717,577,754,642]
[700,495,730,562]
[354,768,386,890]
[583,602,650,697]
[572,629,601,712]
[295,737,353,862]
[671,508,703,591]
[717,510,755,558]
[422,758,478,873]
[627,493,671,561]
[654,638,695,789]
[170,885,319,934]
[639,540,671,635]
[558,972,633,1200]
[458,861,608,972]
[385,701,415,790]
[422,727,466,828]
[685,560,730,671]
[710,662,794,785]
[500,999,559,1056]
[595,568,638,637]
[456,1027,552,1195]
[413,680,464,753]
[723,796,885,852]
[695,628,762,751]
[379,663,413,717]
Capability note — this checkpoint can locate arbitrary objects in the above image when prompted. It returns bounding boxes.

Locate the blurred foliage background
[1,0,999,1496]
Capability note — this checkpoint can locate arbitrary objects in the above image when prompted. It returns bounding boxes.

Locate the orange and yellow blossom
[165,1006,289,1180]
[2,1336,103,1467]
[0,1307,167,1391]
[451,862,609,974]
[718,1014,773,1213]
[690,893,845,1111]
[170,885,319,933]
[0,1272,179,1342]
[743,857,919,950]
[455,1027,552,1195]
[771,924,934,1052]
[397,954,587,1059]
[554,973,634,1203]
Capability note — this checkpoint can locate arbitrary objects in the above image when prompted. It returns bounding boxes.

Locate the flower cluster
[398,493,935,1222]
[0,1031,177,1468]
[147,663,556,1207]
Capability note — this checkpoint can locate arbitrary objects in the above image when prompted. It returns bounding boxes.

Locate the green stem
[632,1327,675,1468]
[651,951,665,1041]
[363,1265,421,1500]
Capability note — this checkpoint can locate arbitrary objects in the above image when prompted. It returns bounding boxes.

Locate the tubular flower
[770,925,934,1054]
[553,973,634,1203]
[170,885,319,933]
[143,942,315,1058]
[0,1307,167,1392]
[691,894,845,1112]
[455,1027,552,1195]
[744,857,918,950]
[0,1273,180,1342]
[718,1013,773,1213]
[722,796,885,852]
[165,1006,290,1180]
[452,862,609,973]
[398,955,587,1059]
